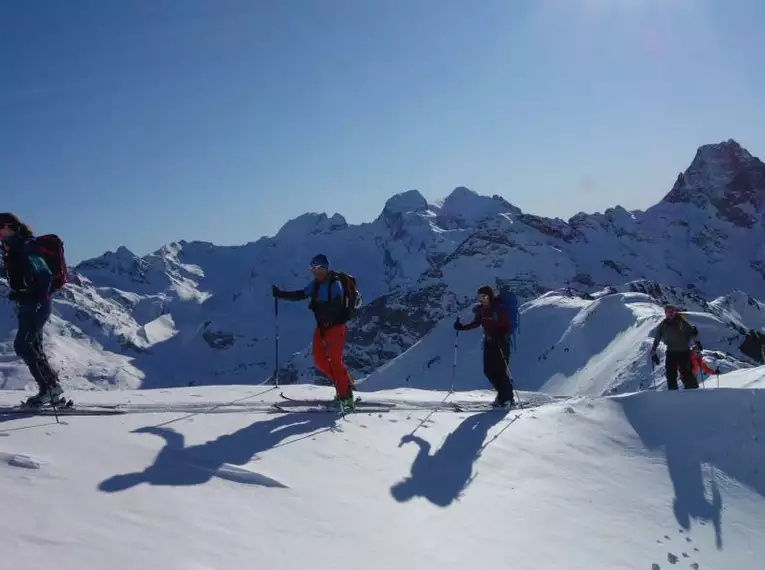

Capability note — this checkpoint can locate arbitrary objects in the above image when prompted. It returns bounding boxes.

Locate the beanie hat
[309,253,329,269]
[477,285,494,298]
[0,213,21,229]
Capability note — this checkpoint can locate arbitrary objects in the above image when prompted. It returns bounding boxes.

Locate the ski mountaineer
[0,213,67,408]
[272,254,356,410]
[453,285,515,407]
[650,303,701,390]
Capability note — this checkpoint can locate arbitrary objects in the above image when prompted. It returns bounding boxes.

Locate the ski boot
[20,383,67,409]
[331,392,357,412]
[492,395,515,409]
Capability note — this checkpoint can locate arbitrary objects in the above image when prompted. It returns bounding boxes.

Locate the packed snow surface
[1,369,764,570]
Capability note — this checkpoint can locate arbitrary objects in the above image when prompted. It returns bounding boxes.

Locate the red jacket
[690,351,715,375]
[459,301,510,339]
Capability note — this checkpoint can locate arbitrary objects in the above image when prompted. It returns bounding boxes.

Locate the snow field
[0,377,763,570]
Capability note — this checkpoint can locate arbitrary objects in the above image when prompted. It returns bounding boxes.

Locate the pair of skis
[272,392,395,414]
[273,392,522,414]
[0,398,126,416]
[0,394,528,417]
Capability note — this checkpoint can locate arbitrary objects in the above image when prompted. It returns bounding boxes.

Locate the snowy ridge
[1,139,764,392]
[0,372,764,569]
[358,283,762,397]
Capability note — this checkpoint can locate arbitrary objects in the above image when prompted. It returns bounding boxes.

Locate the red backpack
[35,234,68,292]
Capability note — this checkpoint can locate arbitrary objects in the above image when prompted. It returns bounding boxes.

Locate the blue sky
[1,0,763,264]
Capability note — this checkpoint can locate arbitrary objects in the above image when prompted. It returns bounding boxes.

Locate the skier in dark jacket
[272,253,355,410]
[454,285,515,407]
[0,213,66,407]
[650,303,700,390]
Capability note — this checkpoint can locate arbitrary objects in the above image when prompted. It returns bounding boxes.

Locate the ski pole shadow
[391,409,508,507]
[98,412,337,492]
[0,411,59,433]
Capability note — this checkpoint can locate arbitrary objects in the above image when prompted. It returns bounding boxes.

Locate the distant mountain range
[2,139,763,395]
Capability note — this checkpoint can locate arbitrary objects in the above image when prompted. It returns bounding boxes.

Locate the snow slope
[355,282,763,397]
[1,374,764,570]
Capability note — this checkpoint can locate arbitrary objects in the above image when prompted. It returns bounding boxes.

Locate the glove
[651,351,660,366]
[271,285,281,298]
[453,318,463,331]
[694,340,703,352]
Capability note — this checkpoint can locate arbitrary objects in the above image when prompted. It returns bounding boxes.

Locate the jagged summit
[76,245,139,270]
[379,189,429,217]
[661,139,765,227]
[431,186,520,227]
[276,212,348,240]
[696,138,754,164]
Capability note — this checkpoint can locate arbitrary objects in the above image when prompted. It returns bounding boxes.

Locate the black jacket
[652,316,698,352]
[275,274,346,329]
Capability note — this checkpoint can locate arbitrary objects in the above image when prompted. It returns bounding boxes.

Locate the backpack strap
[311,271,339,306]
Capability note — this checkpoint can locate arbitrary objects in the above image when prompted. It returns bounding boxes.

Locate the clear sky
[1,0,763,264]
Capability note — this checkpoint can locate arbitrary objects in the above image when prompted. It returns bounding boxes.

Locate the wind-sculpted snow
[1,140,764,393]
[1,379,764,569]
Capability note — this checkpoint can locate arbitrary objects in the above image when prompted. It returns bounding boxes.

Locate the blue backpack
[494,288,520,351]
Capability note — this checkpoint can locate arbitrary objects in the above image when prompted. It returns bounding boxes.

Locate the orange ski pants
[312,324,354,398]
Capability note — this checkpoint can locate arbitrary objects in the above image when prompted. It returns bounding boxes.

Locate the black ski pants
[665,349,698,390]
[483,338,514,403]
[14,299,59,390]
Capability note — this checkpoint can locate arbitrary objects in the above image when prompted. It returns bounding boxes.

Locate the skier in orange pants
[272,253,358,409]
[311,324,352,397]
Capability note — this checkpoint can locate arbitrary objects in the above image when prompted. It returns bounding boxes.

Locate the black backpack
[312,270,362,323]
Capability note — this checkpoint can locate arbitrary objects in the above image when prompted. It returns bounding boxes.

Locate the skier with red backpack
[272,254,361,410]
[0,213,68,408]
[454,285,518,407]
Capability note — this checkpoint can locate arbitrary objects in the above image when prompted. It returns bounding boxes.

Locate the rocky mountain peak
[662,139,765,227]
[377,190,429,224]
[275,212,348,240]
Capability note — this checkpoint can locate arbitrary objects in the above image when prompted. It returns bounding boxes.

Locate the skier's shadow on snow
[391,410,508,507]
[619,389,765,550]
[98,413,337,492]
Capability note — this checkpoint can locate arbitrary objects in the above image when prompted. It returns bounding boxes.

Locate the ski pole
[274,297,279,387]
[500,345,522,408]
[450,329,458,393]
